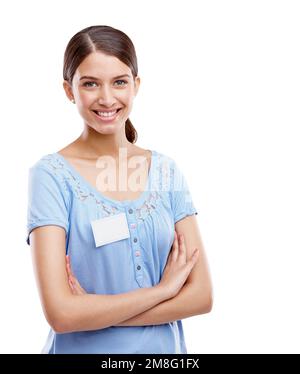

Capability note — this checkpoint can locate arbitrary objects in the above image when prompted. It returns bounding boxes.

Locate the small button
[133,238,138,243]
[128,209,133,214]
[137,265,141,270]
[135,251,140,257]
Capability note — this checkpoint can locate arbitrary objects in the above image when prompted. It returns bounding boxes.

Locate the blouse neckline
[53,149,156,208]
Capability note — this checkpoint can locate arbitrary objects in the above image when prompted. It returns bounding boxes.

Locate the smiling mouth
[92,108,122,115]
[92,108,122,120]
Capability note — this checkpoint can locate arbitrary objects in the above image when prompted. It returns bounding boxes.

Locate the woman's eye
[83,80,127,88]
[83,81,97,87]
[115,80,127,86]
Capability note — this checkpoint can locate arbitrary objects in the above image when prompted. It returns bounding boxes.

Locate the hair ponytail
[125,118,138,143]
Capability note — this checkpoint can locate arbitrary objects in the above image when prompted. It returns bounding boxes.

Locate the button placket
[127,207,143,286]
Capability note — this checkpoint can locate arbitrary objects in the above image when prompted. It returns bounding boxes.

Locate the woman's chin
[90,122,123,135]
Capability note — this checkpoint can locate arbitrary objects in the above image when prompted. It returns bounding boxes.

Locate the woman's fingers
[66,255,76,278]
[67,269,76,289]
[171,231,188,264]
[176,232,198,269]
[66,255,87,295]
[68,272,84,295]
[187,248,199,270]
[68,278,74,292]
[66,255,77,293]
[173,231,179,251]
[66,262,74,282]
[171,231,179,262]
[178,233,187,264]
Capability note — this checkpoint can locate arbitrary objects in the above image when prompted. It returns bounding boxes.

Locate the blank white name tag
[91,212,130,247]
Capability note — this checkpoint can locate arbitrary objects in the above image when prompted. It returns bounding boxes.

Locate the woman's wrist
[152,283,172,302]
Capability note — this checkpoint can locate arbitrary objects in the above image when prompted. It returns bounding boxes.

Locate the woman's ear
[63,80,74,102]
[134,76,141,97]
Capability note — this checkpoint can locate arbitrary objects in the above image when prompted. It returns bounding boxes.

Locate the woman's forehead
[74,53,131,80]
[77,52,130,74]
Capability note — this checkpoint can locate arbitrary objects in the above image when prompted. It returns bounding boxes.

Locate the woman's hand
[66,255,87,295]
[158,231,199,299]
[65,231,198,299]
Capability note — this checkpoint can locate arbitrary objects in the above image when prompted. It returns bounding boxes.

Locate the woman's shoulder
[149,149,183,193]
[152,149,178,171]
[27,152,73,205]
[29,152,63,173]
[28,152,71,195]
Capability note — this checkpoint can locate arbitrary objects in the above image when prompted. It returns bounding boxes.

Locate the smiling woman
[62,27,140,139]
[26,25,213,354]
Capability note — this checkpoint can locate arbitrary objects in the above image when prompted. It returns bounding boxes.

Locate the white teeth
[96,110,117,117]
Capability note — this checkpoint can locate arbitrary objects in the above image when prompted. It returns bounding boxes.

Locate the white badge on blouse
[91,212,130,247]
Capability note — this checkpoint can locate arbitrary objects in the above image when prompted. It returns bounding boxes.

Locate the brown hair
[63,25,138,143]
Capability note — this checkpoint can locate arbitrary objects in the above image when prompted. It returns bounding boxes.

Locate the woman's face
[63,51,140,135]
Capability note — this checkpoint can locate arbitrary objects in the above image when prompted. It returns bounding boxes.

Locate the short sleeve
[170,160,198,224]
[26,165,70,246]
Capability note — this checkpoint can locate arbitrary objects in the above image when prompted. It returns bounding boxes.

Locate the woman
[26,25,213,354]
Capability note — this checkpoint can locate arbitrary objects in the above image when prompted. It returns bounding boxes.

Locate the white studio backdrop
[0,0,299,353]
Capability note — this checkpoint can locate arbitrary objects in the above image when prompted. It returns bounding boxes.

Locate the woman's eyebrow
[79,74,131,81]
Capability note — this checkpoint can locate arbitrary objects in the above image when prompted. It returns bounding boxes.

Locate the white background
[0,0,299,353]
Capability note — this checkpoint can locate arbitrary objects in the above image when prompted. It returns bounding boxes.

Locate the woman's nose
[97,85,114,105]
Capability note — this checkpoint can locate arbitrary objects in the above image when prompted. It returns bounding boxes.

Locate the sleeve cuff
[174,209,198,224]
[26,220,68,245]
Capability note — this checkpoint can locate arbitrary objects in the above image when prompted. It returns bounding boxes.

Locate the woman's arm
[116,215,213,326]
[66,215,213,327]
[116,282,209,326]
[30,225,169,334]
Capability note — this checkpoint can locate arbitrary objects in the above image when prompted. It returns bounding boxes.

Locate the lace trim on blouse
[41,153,172,222]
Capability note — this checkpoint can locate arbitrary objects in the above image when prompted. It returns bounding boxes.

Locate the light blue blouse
[26,149,198,354]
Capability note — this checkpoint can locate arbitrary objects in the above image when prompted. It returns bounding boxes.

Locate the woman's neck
[75,126,134,160]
